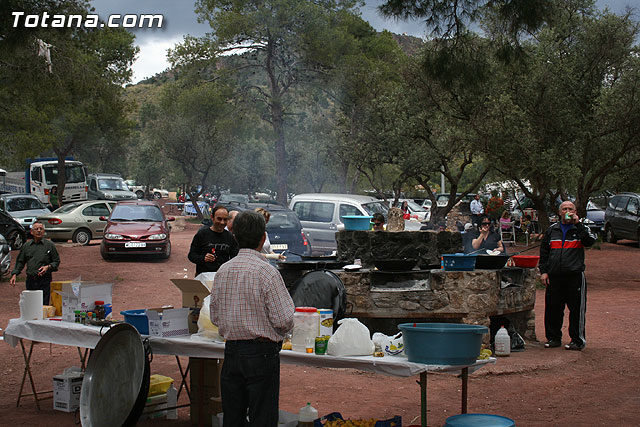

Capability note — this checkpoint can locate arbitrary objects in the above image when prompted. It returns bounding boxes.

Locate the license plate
[125,242,146,248]
[271,244,288,250]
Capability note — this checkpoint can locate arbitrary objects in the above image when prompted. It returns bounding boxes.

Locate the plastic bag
[194,272,216,291]
[372,332,405,356]
[327,318,374,357]
[196,295,221,340]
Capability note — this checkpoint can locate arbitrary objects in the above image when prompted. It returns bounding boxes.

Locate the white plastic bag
[195,294,221,340]
[372,332,405,356]
[327,318,375,356]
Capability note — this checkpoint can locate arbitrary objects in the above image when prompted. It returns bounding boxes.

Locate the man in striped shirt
[539,201,596,351]
[211,211,295,427]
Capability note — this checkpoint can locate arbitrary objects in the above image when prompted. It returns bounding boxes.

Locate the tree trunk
[272,103,288,205]
[53,150,69,208]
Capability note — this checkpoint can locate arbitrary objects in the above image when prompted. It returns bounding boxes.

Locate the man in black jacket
[188,205,239,276]
[539,201,596,351]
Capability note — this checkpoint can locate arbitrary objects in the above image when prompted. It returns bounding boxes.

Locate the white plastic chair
[500,221,517,246]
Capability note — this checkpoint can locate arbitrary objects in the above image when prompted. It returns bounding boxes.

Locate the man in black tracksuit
[539,201,596,351]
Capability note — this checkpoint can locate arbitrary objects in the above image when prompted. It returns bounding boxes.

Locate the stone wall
[331,267,537,342]
[336,229,463,268]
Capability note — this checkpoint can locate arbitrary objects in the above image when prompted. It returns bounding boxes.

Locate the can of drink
[314,336,328,355]
[565,212,572,221]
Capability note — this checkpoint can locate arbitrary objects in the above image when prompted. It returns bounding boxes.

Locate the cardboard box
[146,307,190,337]
[59,282,112,322]
[53,372,83,412]
[170,279,210,334]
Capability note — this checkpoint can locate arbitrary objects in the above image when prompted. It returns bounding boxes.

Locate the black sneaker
[565,341,585,351]
[544,340,561,348]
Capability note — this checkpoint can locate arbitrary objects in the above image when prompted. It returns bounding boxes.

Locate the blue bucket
[120,309,149,335]
[341,215,373,231]
[442,253,477,271]
[398,323,488,365]
[444,413,515,427]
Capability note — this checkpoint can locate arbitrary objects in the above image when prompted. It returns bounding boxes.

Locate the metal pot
[474,254,510,269]
[80,323,151,427]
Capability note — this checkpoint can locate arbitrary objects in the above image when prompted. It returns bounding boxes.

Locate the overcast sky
[89,0,634,84]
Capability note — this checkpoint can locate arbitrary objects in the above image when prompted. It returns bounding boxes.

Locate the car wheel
[72,228,92,245]
[154,192,161,200]
[605,225,618,244]
[160,241,171,259]
[8,231,24,250]
[136,190,144,199]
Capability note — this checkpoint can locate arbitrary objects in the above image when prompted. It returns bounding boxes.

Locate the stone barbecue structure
[280,229,538,342]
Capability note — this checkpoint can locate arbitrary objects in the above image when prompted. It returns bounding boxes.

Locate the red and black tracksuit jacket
[539,222,596,274]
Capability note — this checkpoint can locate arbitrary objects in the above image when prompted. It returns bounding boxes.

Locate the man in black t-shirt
[188,205,239,276]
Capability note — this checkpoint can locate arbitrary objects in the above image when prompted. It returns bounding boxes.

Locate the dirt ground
[1,214,639,426]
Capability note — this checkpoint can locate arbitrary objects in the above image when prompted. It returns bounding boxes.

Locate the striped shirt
[210,248,294,341]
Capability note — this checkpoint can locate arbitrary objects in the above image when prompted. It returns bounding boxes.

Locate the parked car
[604,192,640,245]
[583,201,605,235]
[100,201,174,260]
[124,180,169,200]
[37,200,117,245]
[435,193,478,208]
[88,173,137,201]
[0,209,27,249]
[217,193,250,209]
[0,233,11,277]
[249,203,311,256]
[289,193,389,255]
[0,193,51,230]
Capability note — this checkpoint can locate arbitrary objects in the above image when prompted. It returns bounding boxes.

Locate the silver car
[37,200,116,245]
[0,233,11,277]
[88,173,137,201]
[0,193,51,230]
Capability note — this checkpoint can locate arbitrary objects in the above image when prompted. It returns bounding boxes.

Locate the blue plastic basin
[445,413,516,427]
[341,215,373,231]
[398,323,488,365]
[120,309,149,335]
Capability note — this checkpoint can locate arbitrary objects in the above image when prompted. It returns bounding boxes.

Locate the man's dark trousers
[26,273,52,305]
[221,339,281,427]
[545,272,587,347]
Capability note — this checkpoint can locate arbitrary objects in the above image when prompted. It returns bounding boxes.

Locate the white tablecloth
[3,318,493,377]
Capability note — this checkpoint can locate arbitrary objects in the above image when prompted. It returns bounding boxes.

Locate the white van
[289,193,389,255]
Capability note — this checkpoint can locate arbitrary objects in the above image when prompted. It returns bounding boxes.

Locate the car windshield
[405,201,426,212]
[267,212,301,230]
[98,178,128,191]
[111,205,164,222]
[6,197,46,212]
[362,202,389,215]
[219,194,249,204]
[43,164,85,184]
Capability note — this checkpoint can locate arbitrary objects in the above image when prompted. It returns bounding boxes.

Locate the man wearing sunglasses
[371,213,386,231]
[470,215,505,253]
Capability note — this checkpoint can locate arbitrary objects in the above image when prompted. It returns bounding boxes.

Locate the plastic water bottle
[495,326,511,357]
[298,402,318,426]
[166,385,178,419]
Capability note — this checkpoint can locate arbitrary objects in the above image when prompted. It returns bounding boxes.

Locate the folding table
[4,318,494,427]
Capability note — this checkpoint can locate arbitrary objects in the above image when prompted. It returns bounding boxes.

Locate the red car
[100,201,174,260]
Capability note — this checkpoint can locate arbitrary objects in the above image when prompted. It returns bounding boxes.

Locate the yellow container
[50,281,73,316]
[148,375,174,397]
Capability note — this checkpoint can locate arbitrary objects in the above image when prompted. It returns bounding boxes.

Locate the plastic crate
[442,254,476,271]
[148,374,174,397]
[314,412,401,427]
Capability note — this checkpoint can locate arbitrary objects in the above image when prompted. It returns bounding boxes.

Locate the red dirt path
[1,218,639,426]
